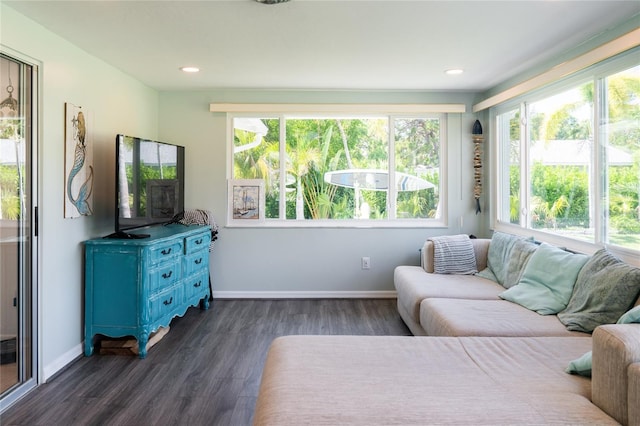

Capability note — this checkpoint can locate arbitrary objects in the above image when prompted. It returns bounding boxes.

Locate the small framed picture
[227,179,265,225]
[146,179,179,219]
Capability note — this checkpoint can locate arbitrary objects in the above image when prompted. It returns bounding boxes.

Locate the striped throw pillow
[430,235,477,275]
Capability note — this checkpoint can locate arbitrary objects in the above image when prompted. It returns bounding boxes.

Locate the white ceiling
[5,0,640,92]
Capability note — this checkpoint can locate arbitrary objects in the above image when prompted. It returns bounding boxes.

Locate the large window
[495,59,640,252]
[231,114,444,225]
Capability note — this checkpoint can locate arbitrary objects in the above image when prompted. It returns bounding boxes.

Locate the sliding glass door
[0,52,37,411]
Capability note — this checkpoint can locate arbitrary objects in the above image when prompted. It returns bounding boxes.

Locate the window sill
[225,218,448,229]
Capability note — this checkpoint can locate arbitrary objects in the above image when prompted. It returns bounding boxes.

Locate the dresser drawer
[149,240,183,265]
[149,259,181,294]
[184,251,209,276]
[185,232,211,254]
[184,271,208,301]
[149,285,184,322]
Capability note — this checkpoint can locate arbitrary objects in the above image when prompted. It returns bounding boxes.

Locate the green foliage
[396,171,440,219]
[0,165,21,219]
[1,120,25,220]
[268,117,439,220]
[608,165,640,234]
[300,128,341,219]
[1,190,20,219]
[509,165,521,223]
[394,118,440,218]
[530,163,589,228]
[611,214,640,234]
[511,161,639,235]
[125,163,179,216]
[395,118,440,170]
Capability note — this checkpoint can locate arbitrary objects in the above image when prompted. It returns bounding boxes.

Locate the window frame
[490,48,640,263]
[226,108,453,228]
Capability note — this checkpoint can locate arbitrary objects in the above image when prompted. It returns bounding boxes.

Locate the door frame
[0,46,40,413]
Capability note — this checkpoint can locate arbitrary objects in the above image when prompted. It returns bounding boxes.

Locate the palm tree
[233,128,274,183]
[531,195,570,230]
[287,129,321,219]
[301,127,342,219]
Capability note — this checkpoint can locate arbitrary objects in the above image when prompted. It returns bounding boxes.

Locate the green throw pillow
[500,243,588,315]
[566,304,640,379]
[476,267,497,282]
[486,232,532,287]
[566,350,592,377]
[617,305,640,324]
[503,239,538,289]
[558,249,640,333]
[565,306,640,378]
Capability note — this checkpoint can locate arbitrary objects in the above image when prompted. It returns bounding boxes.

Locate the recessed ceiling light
[180,66,200,73]
[445,69,464,75]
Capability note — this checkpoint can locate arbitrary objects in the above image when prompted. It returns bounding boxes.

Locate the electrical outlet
[361,257,371,270]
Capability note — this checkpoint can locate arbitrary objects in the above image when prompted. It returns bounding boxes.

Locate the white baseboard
[212,290,397,299]
[43,343,82,382]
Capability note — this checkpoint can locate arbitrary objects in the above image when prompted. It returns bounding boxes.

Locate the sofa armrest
[421,238,490,273]
[629,363,640,426]
[592,324,640,426]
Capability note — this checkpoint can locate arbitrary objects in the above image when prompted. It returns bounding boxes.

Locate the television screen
[113,134,185,237]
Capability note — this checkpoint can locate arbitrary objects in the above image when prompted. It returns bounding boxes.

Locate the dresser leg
[201,296,210,310]
[138,333,148,359]
[84,336,94,356]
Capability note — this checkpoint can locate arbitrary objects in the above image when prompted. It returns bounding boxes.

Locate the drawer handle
[162,271,173,279]
[195,258,203,265]
[163,297,173,306]
[195,238,203,245]
[194,281,202,288]
[161,248,172,255]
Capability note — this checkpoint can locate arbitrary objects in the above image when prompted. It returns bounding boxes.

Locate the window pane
[231,113,446,224]
[497,109,521,225]
[285,118,388,220]
[394,118,440,219]
[604,65,640,250]
[233,118,280,218]
[528,84,594,241]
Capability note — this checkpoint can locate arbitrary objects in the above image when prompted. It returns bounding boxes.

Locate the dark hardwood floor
[1,298,410,426]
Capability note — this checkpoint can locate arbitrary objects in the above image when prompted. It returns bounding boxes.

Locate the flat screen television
[109,134,185,238]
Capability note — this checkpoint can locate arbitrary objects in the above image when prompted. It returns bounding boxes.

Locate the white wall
[158,90,489,296]
[1,4,159,380]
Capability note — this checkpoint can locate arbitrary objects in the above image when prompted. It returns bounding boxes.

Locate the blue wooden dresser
[84,224,211,358]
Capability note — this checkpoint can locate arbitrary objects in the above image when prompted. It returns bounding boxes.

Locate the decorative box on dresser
[84,224,211,358]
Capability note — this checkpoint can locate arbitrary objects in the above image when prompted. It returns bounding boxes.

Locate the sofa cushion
[394,266,504,335]
[254,335,613,426]
[499,243,589,315]
[558,248,640,333]
[419,298,588,337]
[429,234,477,275]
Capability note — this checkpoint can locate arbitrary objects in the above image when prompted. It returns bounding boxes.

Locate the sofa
[254,326,639,425]
[253,233,640,425]
[395,233,640,338]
